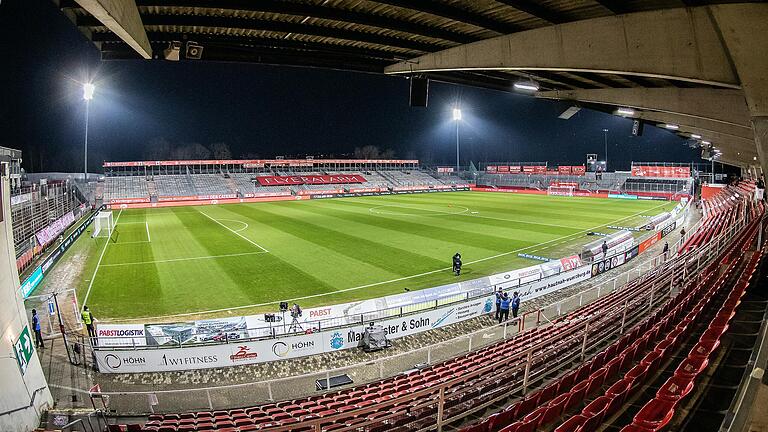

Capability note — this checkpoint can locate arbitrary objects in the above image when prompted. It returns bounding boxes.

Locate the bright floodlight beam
[453,107,461,172]
[664,124,679,130]
[616,107,635,116]
[82,82,95,183]
[83,83,95,100]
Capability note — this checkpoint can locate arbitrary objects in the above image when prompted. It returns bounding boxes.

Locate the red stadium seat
[656,375,694,402]
[539,393,569,426]
[633,398,676,430]
[553,415,587,432]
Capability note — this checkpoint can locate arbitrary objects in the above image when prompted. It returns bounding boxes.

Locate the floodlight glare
[452,108,462,121]
[83,83,95,100]
[664,124,679,130]
[513,80,540,92]
[702,140,711,145]
[690,134,702,139]
[616,107,635,116]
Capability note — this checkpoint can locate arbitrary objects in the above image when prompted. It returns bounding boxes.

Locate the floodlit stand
[92,211,114,238]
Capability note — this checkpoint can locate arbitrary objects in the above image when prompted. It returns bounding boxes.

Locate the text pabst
[98,329,145,337]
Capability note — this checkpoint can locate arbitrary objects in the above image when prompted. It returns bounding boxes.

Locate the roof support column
[711,4,768,175]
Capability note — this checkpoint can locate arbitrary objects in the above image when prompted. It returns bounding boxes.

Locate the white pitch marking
[100,251,268,267]
[145,221,151,242]
[215,218,250,233]
[81,208,123,307]
[112,202,669,322]
[198,210,269,253]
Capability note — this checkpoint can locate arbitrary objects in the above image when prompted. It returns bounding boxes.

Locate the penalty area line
[81,208,123,308]
[112,202,668,322]
[100,251,268,267]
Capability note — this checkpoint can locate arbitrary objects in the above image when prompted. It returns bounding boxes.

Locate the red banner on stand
[256,175,366,186]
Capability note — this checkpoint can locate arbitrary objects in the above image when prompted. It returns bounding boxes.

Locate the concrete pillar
[0,169,53,431]
[711,4,768,174]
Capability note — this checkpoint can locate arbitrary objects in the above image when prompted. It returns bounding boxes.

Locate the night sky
[1,0,703,174]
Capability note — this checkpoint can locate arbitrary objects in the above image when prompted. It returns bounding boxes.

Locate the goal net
[92,211,114,238]
[547,186,576,197]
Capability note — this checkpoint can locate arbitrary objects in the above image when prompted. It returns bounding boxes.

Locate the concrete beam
[385,6,740,88]
[74,0,151,59]
[537,88,751,128]
[710,4,768,175]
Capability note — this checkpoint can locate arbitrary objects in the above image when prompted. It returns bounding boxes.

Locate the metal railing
[91,208,748,419]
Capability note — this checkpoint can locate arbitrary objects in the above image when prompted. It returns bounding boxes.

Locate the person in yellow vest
[82,306,96,339]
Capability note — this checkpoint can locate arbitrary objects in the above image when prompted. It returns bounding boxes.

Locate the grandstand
[100,159,467,205]
[109,180,764,432]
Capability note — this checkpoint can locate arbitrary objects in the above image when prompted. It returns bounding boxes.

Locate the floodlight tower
[602,128,609,171]
[83,83,95,182]
[453,107,462,172]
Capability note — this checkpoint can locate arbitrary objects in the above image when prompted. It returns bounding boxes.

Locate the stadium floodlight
[616,107,635,116]
[664,124,679,130]
[702,140,712,146]
[755,156,759,161]
[452,107,461,172]
[83,83,95,100]
[691,134,702,139]
[513,80,540,92]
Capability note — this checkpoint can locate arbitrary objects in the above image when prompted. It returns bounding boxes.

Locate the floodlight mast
[453,108,461,172]
[83,83,95,182]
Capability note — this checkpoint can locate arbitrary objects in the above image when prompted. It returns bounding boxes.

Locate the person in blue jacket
[32,309,44,349]
[498,292,511,323]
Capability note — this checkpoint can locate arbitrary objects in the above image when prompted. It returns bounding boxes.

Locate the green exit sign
[14,326,34,375]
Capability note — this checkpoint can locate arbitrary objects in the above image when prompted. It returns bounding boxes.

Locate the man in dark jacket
[663,242,669,261]
[495,290,503,320]
[601,241,609,258]
[452,252,462,276]
[511,292,521,318]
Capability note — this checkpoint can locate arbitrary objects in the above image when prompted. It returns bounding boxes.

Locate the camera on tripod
[290,303,302,318]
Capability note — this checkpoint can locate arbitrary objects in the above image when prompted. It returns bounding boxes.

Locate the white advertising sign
[96,324,147,347]
[95,296,495,373]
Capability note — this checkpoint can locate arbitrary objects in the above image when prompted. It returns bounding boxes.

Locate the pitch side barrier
[91,204,691,373]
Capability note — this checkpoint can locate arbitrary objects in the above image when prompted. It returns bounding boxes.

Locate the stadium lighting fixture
[616,107,635,116]
[513,79,540,92]
[602,129,609,171]
[664,124,679,130]
[452,107,462,172]
[83,83,95,100]
[82,82,95,183]
[755,156,759,161]
[702,140,711,146]
[691,134,702,139]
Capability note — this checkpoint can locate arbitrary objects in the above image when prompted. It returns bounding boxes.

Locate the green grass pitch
[72,192,676,321]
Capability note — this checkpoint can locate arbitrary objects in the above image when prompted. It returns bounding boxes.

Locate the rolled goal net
[92,210,114,238]
[547,185,576,197]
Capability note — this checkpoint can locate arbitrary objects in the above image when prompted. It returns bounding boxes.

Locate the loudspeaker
[701,147,711,160]
[409,77,429,107]
[632,119,644,136]
[186,41,203,60]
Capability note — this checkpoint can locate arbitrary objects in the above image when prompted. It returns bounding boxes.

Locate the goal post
[547,185,576,197]
[92,211,114,238]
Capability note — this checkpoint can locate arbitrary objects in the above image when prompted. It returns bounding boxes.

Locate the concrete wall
[0,168,53,431]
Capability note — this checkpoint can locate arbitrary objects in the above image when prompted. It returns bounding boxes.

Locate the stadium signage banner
[631,166,690,178]
[35,211,76,246]
[256,175,366,186]
[436,167,455,173]
[608,194,638,200]
[94,298,493,373]
[96,324,147,347]
[514,267,592,302]
[591,254,627,277]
